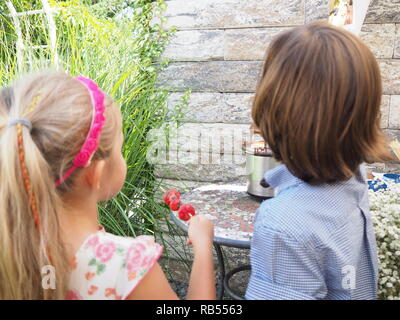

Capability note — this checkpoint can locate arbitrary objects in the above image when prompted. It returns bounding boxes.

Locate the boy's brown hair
[252,21,392,184]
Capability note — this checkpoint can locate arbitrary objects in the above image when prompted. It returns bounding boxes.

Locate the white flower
[369,181,400,300]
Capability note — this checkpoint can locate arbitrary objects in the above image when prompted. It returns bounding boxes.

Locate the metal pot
[245,151,279,198]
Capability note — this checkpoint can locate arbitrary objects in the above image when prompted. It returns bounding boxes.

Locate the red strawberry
[178,210,190,221]
[169,198,180,211]
[163,189,180,206]
[178,204,196,221]
[163,192,171,206]
[170,190,180,199]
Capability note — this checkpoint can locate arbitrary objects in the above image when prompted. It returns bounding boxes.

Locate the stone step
[166,91,391,128]
[158,60,399,95]
[224,27,291,61]
[157,122,249,154]
[154,152,247,182]
[162,24,397,62]
[167,92,253,124]
[162,30,224,61]
[156,0,305,30]
[158,61,262,93]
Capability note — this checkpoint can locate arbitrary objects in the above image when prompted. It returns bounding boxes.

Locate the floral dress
[66,228,163,300]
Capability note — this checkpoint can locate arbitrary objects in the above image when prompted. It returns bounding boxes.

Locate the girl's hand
[187,214,214,251]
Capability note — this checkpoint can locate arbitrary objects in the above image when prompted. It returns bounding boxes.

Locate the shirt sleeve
[117,235,163,299]
[245,224,327,300]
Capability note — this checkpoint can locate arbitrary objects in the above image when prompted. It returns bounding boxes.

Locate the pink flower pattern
[126,242,147,272]
[95,242,116,263]
[86,235,99,248]
[68,231,162,300]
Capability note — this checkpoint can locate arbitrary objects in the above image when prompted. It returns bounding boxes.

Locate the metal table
[170,184,262,300]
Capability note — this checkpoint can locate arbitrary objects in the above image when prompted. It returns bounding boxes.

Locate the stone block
[164,123,249,154]
[219,61,262,92]
[167,92,225,123]
[168,92,253,124]
[365,0,400,24]
[158,61,262,93]
[224,27,291,60]
[158,0,225,30]
[395,24,400,58]
[163,30,224,61]
[224,0,305,28]
[360,24,396,58]
[305,0,329,22]
[223,93,254,124]
[380,95,390,129]
[389,95,400,129]
[379,59,400,94]
[154,151,247,182]
[159,0,305,30]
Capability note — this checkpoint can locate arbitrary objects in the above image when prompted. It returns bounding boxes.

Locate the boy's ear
[84,159,106,190]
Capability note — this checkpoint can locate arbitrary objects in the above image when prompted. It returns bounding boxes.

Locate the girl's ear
[85,159,106,190]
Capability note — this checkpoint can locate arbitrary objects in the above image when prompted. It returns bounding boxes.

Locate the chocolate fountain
[243,124,279,199]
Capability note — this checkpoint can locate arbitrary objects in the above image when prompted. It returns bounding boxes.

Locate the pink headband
[55,76,106,187]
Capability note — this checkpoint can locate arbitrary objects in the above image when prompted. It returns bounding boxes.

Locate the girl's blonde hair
[0,71,119,299]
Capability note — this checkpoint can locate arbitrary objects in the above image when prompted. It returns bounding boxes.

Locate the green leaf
[97,264,106,275]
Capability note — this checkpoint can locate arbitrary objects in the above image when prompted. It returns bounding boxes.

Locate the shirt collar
[265,164,368,193]
[264,164,303,191]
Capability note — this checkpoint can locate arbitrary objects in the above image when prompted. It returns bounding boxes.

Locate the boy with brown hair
[246,22,392,300]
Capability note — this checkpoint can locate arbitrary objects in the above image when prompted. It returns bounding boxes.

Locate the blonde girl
[0,71,215,300]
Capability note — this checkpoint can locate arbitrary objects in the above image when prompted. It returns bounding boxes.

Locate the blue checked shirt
[246,164,379,300]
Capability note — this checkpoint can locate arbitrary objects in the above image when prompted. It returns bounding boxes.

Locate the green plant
[0,0,51,82]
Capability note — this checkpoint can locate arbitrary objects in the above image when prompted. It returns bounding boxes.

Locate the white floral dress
[66,228,163,300]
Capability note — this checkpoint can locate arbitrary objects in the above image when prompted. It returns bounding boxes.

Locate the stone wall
[154,0,400,298]
[156,0,400,191]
